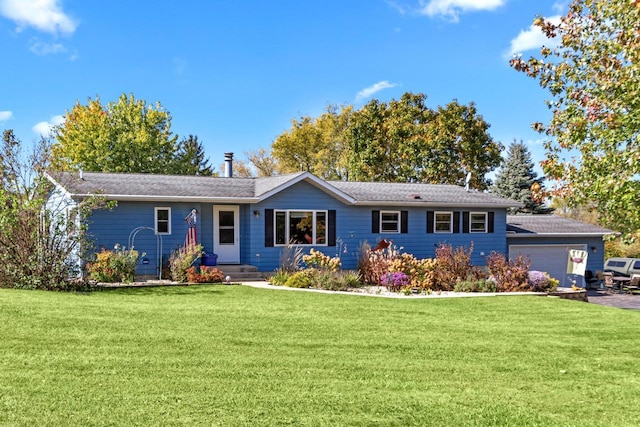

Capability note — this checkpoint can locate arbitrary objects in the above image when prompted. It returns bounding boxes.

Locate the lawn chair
[602,272,616,293]
[625,274,640,294]
[585,270,601,290]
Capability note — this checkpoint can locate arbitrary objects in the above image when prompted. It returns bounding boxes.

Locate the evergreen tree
[493,141,551,214]
[173,135,214,176]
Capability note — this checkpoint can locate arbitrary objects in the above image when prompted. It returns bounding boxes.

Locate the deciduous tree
[271,105,352,179]
[343,93,502,188]
[0,130,103,289]
[510,0,640,234]
[51,93,179,174]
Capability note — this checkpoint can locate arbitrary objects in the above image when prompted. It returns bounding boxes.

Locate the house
[506,215,613,287]
[45,160,612,285]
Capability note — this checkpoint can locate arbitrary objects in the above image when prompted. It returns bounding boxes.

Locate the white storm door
[213,205,240,264]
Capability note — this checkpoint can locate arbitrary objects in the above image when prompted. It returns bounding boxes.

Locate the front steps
[215,264,267,282]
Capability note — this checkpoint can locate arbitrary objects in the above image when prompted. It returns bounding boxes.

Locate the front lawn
[1,285,639,426]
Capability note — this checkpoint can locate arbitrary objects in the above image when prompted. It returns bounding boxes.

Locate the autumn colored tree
[245,148,278,177]
[271,105,352,179]
[51,94,179,174]
[492,140,551,214]
[510,0,640,234]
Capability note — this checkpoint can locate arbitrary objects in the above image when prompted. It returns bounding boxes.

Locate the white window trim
[274,209,328,246]
[380,210,401,234]
[155,207,171,235]
[434,211,453,233]
[469,212,487,233]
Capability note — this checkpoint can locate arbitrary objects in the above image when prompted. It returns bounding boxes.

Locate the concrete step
[215,264,266,281]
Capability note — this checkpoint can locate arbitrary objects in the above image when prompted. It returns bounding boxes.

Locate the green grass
[1,285,640,426]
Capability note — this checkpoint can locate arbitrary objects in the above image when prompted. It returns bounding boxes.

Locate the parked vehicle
[604,257,640,277]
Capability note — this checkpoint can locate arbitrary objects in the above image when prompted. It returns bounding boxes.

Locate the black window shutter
[265,209,274,247]
[401,211,408,234]
[463,212,470,233]
[488,211,495,233]
[426,211,434,234]
[453,212,460,233]
[372,210,380,233]
[328,210,336,246]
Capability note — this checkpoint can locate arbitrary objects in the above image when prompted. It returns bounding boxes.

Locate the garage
[508,244,587,287]
[506,215,614,288]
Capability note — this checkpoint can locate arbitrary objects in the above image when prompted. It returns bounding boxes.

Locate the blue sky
[0,0,565,176]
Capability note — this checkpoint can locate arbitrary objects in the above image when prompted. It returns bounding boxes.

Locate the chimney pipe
[224,152,233,178]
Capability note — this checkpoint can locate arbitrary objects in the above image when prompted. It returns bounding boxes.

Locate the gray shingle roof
[330,181,521,208]
[506,215,615,236]
[48,171,521,208]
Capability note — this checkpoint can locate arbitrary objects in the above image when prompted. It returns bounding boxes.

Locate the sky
[0,0,567,177]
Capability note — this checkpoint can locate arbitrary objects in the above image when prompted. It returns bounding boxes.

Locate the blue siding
[245,181,510,272]
[88,201,215,277]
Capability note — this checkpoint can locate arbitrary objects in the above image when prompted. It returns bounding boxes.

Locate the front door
[213,205,240,264]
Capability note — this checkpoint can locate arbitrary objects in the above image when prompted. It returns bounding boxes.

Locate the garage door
[509,244,587,288]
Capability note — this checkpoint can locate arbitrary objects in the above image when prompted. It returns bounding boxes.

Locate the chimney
[224,152,233,178]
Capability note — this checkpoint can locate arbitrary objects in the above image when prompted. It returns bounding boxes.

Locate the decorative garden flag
[185,209,198,247]
[566,249,588,276]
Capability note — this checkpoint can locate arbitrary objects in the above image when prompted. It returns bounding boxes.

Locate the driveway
[587,290,640,310]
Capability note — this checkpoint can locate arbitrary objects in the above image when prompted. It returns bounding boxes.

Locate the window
[434,212,453,233]
[469,212,487,233]
[372,210,408,234]
[155,207,171,234]
[380,211,400,233]
[274,210,327,245]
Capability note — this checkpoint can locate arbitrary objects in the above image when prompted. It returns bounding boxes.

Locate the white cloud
[0,0,77,35]
[418,0,506,22]
[0,110,13,121]
[355,81,398,103]
[29,39,66,54]
[32,114,64,137]
[505,15,562,58]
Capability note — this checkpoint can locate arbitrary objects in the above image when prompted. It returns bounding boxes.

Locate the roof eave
[72,194,259,203]
[507,232,614,238]
[351,201,520,208]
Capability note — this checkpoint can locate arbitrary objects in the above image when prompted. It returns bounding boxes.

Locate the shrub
[284,270,315,288]
[169,244,203,283]
[87,244,141,283]
[527,270,559,292]
[303,248,341,271]
[486,252,531,292]
[358,241,403,286]
[186,266,224,283]
[268,270,291,286]
[434,243,481,290]
[275,268,363,291]
[453,279,497,293]
[388,253,438,290]
[339,270,364,289]
[380,271,410,292]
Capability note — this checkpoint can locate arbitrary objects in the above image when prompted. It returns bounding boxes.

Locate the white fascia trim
[507,232,613,238]
[351,201,520,208]
[44,172,73,199]
[72,194,259,203]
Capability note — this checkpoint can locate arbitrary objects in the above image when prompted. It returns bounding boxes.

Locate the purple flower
[381,272,410,290]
